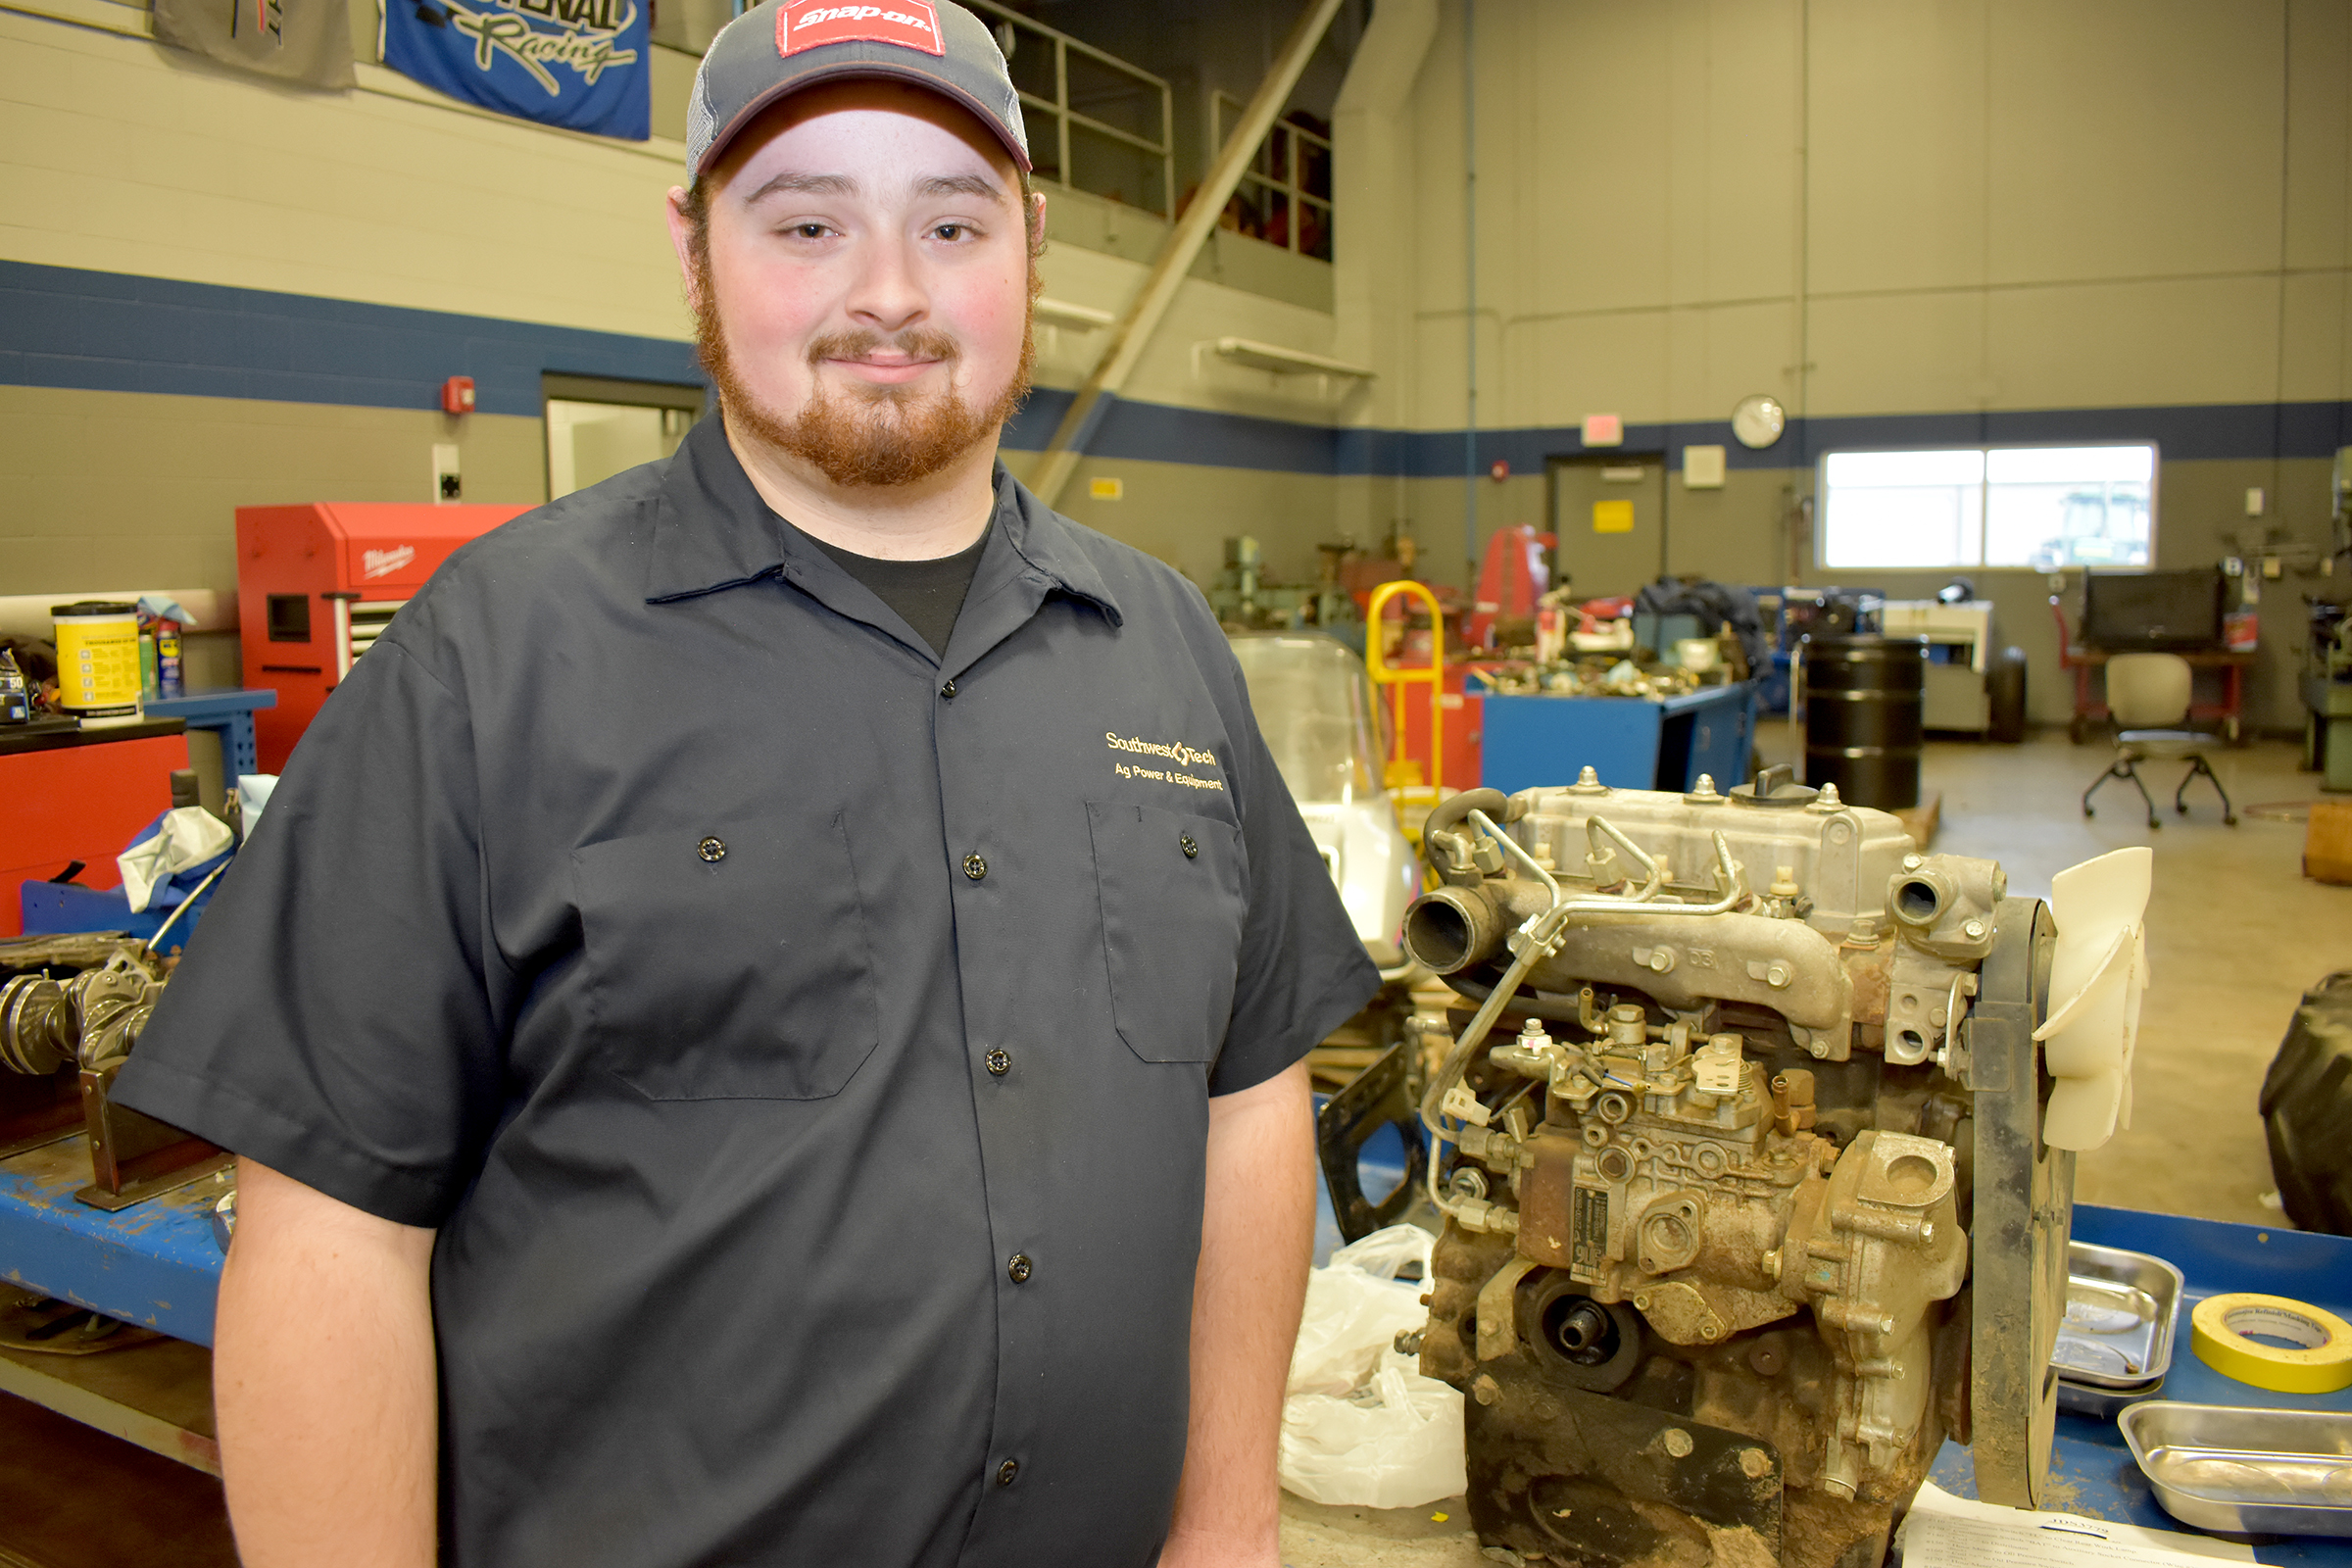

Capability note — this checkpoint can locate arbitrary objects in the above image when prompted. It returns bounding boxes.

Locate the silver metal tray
[2052,1241,2184,1391]
[2122,1401,2352,1537]
[2057,1370,2163,1420]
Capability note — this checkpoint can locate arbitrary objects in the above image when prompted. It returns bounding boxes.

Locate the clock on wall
[1731,394,1787,451]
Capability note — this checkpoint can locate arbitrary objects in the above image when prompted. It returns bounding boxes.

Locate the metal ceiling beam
[1026,0,1349,510]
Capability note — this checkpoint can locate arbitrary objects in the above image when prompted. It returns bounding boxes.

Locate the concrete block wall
[0,1,1359,628]
[8,0,2350,738]
[1340,0,2352,733]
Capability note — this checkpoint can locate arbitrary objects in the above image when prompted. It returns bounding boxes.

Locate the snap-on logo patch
[778,2,944,57]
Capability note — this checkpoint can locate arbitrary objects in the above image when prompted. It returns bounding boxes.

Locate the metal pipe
[143,858,228,956]
[1028,0,1348,507]
[1467,808,1557,905]
[1558,830,1745,918]
[1461,0,1478,578]
[1584,815,1663,901]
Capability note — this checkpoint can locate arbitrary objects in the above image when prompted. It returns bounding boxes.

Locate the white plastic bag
[1278,1223,1466,1509]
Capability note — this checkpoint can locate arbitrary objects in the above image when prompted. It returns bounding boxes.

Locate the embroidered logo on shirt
[1106,731,1224,791]
[778,2,943,58]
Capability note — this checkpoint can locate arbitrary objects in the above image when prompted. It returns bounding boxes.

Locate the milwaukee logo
[780,2,942,57]
[362,546,417,579]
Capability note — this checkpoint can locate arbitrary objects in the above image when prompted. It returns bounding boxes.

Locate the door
[1548,453,1667,602]
[546,402,693,500]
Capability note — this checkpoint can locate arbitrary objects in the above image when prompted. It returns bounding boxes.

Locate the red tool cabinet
[237,504,529,772]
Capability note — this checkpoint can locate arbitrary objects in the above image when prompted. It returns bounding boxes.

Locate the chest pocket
[1088,801,1247,1064]
[572,811,880,1101]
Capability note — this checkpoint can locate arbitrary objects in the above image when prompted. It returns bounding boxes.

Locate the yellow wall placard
[1090,476,1125,500]
[1592,499,1635,534]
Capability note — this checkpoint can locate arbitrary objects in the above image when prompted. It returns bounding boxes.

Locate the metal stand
[74,1066,229,1212]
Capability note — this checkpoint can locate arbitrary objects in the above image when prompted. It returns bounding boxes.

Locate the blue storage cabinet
[1477,682,1759,796]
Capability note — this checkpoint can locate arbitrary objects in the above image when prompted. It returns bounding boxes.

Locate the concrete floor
[1276,728,2351,1562]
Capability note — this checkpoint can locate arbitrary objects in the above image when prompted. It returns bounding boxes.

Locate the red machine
[1464,525,1553,651]
[237,504,530,771]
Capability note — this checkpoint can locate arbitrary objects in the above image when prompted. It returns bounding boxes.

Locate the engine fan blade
[2034,848,2152,1152]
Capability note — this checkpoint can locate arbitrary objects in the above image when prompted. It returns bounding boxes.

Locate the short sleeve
[1204,645,1384,1098]
[111,640,508,1227]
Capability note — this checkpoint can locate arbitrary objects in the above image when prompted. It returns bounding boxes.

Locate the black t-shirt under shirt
[808,522,990,659]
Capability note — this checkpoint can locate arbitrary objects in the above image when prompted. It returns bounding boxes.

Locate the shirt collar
[646,413,1122,628]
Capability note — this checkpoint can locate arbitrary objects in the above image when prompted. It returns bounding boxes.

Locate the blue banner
[382,0,649,139]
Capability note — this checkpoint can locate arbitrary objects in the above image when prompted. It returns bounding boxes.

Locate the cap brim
[693,62,1034,180]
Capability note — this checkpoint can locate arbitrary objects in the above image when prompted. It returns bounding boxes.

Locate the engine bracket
[1465,1378,1783,1566]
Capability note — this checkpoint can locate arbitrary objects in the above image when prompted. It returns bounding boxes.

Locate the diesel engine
[1390,768,2109,1568]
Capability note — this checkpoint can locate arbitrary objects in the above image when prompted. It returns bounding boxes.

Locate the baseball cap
[687,2,1032,180]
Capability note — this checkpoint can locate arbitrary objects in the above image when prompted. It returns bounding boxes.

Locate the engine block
[1397,770,2070,1568]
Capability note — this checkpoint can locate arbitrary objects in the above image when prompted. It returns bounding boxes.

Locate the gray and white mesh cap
[687,2,1030,179]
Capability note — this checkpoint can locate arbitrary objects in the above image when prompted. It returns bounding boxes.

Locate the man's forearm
[1163,1061,1314,1564]
[215,1158,440,1568]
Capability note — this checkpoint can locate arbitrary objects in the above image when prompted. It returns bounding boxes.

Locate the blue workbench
[1476,680,1759,795]
[1928,1204,2352,1564]
[143,689,275,792]
[0,1134,225,1344]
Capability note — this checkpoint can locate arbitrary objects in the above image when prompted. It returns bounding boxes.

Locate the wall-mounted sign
[382,0,650,139]
[1089,476,1124,500]
[1592,500,1634,535]
[1683,444,1728,489]
[1582,414,1624,448]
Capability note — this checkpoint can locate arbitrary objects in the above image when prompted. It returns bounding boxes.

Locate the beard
[693,255,1036,490]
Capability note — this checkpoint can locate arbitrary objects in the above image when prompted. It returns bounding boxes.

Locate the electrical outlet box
[2246,486,2266,515]
[432,443,462,504]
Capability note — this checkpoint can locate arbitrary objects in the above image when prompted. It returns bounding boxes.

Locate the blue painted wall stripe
[0,258,706,417]
[5,259,2348,472]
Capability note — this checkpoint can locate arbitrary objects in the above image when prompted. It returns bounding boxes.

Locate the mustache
[806,327,961,367]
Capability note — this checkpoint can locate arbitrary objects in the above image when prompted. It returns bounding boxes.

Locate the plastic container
[50,601,142,725]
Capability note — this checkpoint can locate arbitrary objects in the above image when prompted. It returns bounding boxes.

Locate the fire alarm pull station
[441,375,476,415]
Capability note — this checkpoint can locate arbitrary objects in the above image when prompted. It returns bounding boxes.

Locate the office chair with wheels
[2082,652,2237,827]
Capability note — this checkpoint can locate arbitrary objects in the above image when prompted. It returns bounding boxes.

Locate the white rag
[118,806,233,912]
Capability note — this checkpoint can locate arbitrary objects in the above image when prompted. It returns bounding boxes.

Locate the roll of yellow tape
[2190,1293,2352,1394]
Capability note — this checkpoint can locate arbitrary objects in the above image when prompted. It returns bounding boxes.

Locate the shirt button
[697,836,726,863]
[985,1050,1010,1076]
[996,1459,1019,1487]
[963,853,988,881]
[941,678,957,698]
[1006,1253,1033,1284]
[1180,834,1199,858]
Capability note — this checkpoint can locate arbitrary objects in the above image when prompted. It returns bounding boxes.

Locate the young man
[112,4,1378,1564]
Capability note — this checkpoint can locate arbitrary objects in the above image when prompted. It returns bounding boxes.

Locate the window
[1819,444,2155,571]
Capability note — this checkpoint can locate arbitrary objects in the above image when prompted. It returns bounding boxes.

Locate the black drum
[1801,634,1926,808]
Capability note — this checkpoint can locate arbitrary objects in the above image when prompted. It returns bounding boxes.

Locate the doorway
[542,373,707,501]
[1547,453,1667,602]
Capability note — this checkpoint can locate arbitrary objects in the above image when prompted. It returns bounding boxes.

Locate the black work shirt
[115,415,1378,1568]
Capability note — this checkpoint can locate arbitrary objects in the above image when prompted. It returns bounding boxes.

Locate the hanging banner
[153,0,356,88]
[380,0,649,139]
